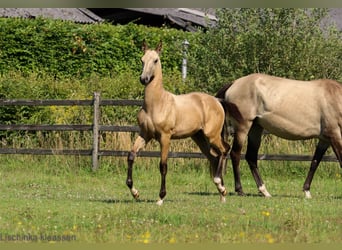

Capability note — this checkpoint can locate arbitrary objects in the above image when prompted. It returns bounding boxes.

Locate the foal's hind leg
[127,135,150,200]
[211,138,230,202]
[245,123,271,197]
[192,132,229,202]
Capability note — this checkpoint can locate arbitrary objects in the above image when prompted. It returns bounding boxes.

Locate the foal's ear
[155,40,162,54]
[142,39,148,52]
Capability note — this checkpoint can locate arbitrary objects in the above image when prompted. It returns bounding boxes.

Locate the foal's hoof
[156,199,164,206]
[304,190,312,199]
[131,189,140,200]
[258,184,272,198]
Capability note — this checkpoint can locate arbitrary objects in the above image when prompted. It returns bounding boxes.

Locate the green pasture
[0,143,341,244]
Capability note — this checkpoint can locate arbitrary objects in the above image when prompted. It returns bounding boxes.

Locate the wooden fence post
[92,92,100,171]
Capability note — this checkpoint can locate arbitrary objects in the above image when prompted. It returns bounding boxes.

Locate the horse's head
[140,40,162,85]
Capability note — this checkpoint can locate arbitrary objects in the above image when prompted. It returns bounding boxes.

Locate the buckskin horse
[126,40,230,205]
[216,73,342,198]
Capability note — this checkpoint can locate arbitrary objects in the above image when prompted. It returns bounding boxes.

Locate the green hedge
[0,18,196,78]
[0,10,341,139]
[1,10,340,94]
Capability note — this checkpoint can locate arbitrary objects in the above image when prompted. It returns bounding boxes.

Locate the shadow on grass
[184,191,342,199]
[185,191,263,197]
[89,198,178,204]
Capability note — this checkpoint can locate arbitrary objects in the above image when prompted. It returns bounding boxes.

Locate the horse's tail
[215,83,233,142]
[215,83,232,100]
[215,82,244,141]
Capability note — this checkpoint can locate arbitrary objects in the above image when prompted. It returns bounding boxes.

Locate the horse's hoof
[131,189,139,200]
[237,191,246,196]
[304,190,312,199]
[156,199,164,206]
[259,184,272,198]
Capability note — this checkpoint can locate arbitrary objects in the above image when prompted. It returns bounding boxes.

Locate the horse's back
[226,73,342,139]
[173,92,225,135]
[178,92,224,119]
[228,73,342,109]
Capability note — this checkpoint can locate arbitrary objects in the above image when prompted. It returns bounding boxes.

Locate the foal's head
[140,40,162,85]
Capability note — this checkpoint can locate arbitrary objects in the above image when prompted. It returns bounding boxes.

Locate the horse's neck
[143,73,170,109]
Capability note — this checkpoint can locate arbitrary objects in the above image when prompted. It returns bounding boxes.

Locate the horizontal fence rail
[0,93,338,170]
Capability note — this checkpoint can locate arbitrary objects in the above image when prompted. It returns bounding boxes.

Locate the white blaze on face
[140,50,159,84]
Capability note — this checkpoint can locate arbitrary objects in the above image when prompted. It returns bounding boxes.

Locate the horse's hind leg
[191,132,228,202]
[302,140,329,198]
[245,123,271,197]
[330,135,342,168]
[127,135,149,200]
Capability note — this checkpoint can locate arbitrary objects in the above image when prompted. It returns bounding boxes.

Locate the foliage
[1,10,342,146]
[188,8,342,92]
[0,18,196,78]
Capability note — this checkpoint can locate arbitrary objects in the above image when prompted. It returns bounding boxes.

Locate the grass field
[0,147,341,244]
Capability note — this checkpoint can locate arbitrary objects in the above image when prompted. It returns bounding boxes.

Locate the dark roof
[0,8,103,23]
[89,8,342,32]
[1,8,340,33]
[89,8,217,31]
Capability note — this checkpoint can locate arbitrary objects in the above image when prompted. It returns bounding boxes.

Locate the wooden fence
[0,92,337,170]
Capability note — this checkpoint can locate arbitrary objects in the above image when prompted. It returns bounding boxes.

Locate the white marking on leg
[304,190,312,199]
[214,177,227,196]
[156,199,164,206]
[259,184,272,198]
[131,187,139,199]
[214,177,221,185]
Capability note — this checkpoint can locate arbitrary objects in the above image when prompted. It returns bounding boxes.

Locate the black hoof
[237,191,246,196]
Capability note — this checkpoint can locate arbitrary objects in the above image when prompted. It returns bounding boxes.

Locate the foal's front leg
[127,135,148,200]
[156,134,171,206]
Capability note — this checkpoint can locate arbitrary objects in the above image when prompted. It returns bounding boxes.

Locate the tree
[188,8,342,93]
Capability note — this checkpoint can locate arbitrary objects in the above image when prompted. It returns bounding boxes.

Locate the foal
[126,40,230,205]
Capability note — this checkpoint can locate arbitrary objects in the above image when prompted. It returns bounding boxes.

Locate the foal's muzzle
[140,75,154,85]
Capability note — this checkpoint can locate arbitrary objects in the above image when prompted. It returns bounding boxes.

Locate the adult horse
[216,73,342,198]
[126,40,230,205]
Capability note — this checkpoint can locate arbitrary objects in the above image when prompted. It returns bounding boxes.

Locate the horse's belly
[257,113,320,140]
[170,121,201,139]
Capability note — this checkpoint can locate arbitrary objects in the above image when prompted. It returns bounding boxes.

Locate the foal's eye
[154,59,158,64]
